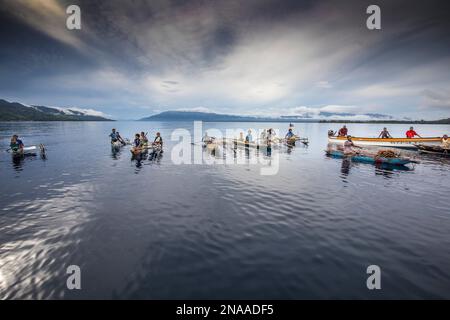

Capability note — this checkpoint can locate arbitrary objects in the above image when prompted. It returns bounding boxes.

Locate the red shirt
[338,128,348,136]
[406,130,418,138]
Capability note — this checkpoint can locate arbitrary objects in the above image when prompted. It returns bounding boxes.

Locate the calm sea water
[0,121,449,299]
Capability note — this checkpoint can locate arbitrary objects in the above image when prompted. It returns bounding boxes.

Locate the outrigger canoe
[416,144,450,155]
[130,144,152,156]
[328,136,441,149]
[11,146,38,157]
[222,136,308,149]
[326,150,414,165]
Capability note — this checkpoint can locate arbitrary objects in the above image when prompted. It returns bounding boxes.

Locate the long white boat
[328,136,442,149]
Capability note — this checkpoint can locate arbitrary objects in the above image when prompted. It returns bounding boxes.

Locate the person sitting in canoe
[131,133,146,155]
[285,128,295,139]
[442,135,450,149]
[202,131,214,144]
[338,125,348,137]
[10,135,24,153]
[343,136,362,155]
[406,127,421,138]
[260,129,267,141]
[245,130,253,144]
[153,132,163,148]
[378,127,392,139]
[109,128,126,145]
[133,133,142,148]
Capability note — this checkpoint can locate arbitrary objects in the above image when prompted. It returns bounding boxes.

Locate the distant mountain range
[0,99,112,121]
[141,110,450,124]
[140,110,395,122]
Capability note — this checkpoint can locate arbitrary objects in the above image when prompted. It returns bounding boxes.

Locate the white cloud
[315,81,332,89]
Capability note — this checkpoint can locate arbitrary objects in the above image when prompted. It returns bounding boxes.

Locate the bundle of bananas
[376,150,398,158]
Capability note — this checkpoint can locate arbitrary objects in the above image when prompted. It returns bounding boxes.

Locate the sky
[0,0,449,120]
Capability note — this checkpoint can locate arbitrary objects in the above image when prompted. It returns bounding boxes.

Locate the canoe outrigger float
[326,150,416,166]
[328,136,441,149]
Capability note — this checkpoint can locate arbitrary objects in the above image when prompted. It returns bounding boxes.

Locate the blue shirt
[109,132,120,140]
[286,131,294,138]
[245,134,252,142]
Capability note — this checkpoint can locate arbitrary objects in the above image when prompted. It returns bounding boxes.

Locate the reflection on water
[1,121,450,299]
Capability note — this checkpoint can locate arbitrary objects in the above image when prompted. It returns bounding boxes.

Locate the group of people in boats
[331,125,448,140]
[202,124,298,147]
[109,128,163,151]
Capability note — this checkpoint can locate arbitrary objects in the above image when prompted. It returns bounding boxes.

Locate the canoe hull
[417,144,450,155]
[328,136,441,149]
[326,150,412,165]
[12,146,39,157]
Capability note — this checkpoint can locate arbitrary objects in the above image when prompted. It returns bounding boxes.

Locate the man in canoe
[133,133,141,147]
[285,128,295,139]
[442,135,450,149]
[202,131,214,144]
[338,125,348,137]
[245,130,253,145]
[343,136,362,155]
[140,132,149,147]
[406,127,421,138]
[378,127,392,139]
[153,132,163,148]
[109,128,126,145]
[10,135,24,153]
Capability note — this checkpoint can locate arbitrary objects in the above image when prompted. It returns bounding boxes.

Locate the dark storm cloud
[0,0,449,119]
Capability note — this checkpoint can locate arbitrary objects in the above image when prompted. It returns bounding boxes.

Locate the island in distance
[0,99,112,121]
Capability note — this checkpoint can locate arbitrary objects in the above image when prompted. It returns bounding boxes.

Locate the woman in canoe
[10,135,24,153]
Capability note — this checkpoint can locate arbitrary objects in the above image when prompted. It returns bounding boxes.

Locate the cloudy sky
[0,0,449,120]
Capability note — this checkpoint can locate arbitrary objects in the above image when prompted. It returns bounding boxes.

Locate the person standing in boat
[109,128,126,145]
[406,127,421,138]
[378,127,392,139]
[10,135,24,153]
[338,125,348,137]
